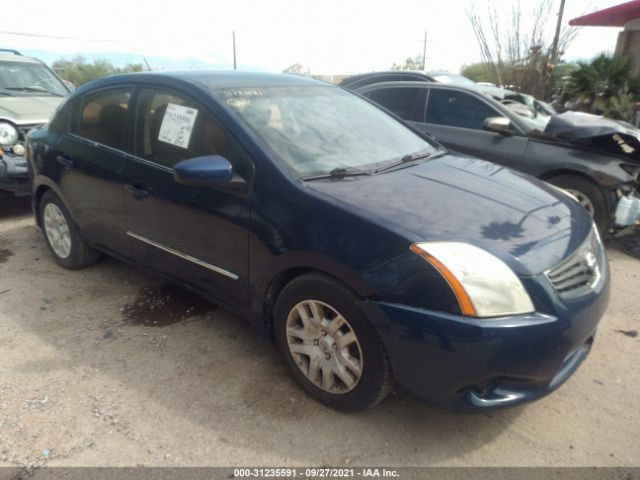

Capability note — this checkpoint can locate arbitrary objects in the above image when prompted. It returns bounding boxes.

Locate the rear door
[122,86,253,306]
[53,86,133,255]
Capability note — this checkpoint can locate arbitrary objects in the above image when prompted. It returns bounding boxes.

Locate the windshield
[214,85,437,176]
[0,60,68,96]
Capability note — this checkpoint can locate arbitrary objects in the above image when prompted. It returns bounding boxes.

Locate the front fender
[528,139,636,188]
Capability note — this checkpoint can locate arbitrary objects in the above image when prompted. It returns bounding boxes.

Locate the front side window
[136,90,227,169]
[426,89,501,130]
[214,86,436,177]
[365,87,427,122]
[0,60,68,97]
[135,88,251,177]
[73,88,132,151]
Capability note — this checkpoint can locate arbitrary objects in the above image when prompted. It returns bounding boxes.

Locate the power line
[0,30,115,43]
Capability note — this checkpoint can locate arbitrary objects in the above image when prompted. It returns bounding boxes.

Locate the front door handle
[125,183,149,199]
[56,154,74,169]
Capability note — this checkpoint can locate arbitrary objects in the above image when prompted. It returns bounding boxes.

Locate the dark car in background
[352,81,640,234]
[27,71,608,412]
[339,70,551,110]
[0,49,70,196]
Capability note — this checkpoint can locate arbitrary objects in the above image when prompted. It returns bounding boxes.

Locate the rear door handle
[56,154,74,169]
[125,183,149,199]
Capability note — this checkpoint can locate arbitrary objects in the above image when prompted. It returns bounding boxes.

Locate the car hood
[307,154,592,276]
[543,111,640,162]
[0,96,63,124]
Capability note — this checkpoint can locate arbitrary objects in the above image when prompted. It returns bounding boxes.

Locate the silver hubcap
[286,300,363,394]
[43,203,72,259]
[565,188,595,218]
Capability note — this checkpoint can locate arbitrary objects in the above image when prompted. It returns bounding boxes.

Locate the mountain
[20,49,253,71]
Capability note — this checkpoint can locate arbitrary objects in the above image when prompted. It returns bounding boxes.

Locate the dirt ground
[0,196,639,469]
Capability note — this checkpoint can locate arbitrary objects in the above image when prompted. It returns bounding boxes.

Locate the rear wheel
[39,190,101,269]
[547,175,609,234]
[274,273,392,411]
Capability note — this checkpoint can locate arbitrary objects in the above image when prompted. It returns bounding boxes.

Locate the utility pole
[551,0,566,64]
[421,30,428,70]
[232,31,237,70]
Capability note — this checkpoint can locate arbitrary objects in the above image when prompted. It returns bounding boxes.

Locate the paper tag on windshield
[157,103,198,149]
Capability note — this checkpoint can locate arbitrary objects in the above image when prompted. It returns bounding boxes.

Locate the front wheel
[39,190,101,269]
[274,273,392,411]
[547,175,609,234]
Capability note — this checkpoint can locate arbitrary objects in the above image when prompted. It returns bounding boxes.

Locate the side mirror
[174,155,245,190]
[482,117,513,136]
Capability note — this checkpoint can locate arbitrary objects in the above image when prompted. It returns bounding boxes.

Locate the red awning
[569,0,640,27]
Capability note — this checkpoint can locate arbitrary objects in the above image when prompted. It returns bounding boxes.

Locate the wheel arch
[253,254,378,340]
[539,168,598,184]
[540,168,616,211]
[33,184,52,228]
[32,177,76,229]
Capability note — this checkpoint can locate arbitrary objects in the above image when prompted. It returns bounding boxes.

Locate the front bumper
[359,270,610,411]
[0,154,30,195]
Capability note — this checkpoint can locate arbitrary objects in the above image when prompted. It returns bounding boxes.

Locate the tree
[460,63,488,82]
[561,53,640,120]
[52,56,146,86]
[391,56,424,71]
[466,0,577,99]
[461,62,512,83]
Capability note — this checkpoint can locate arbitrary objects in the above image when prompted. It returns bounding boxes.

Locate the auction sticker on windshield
[158,103,198,149]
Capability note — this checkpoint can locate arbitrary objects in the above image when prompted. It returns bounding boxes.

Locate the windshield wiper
[0,90,14,96]
[4,86,63,97]
[374,150,436,174]
[302,167,372,181]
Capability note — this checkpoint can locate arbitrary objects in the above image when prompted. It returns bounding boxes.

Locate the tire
[274,273,392,412]
[547,175,609,234]
[39,190,101,269]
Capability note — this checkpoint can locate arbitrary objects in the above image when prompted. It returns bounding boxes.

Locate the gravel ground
[0,196,639,469]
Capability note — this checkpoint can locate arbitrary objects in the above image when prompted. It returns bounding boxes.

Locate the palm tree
[561,53,640,120]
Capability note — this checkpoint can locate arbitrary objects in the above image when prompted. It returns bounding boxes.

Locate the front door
[417,88,530,170]
[122,87,253,306]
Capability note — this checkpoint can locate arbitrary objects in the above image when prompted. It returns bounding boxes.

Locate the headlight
[0,122,19,146]
[411,242,535,318]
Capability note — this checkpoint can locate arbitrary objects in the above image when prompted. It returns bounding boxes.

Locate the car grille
[546,228,604,300]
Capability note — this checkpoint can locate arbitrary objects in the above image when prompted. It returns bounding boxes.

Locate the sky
[0,0,627,74]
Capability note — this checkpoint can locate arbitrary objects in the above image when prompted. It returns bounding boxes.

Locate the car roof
[75,70,327,95]
[340,71,434,84]
[0,53,41,64]
[355,80,472,92]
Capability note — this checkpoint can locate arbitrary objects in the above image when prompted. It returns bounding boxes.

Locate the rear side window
[365,87,427,121]
[426,89,500,130]
[73,88,132,151]
[48,101,71,135]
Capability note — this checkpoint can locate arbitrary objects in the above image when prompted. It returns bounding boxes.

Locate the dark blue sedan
[26,71,609,411]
